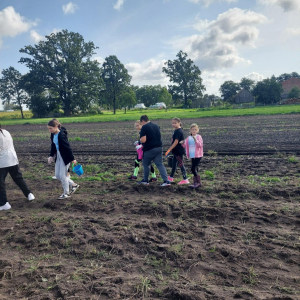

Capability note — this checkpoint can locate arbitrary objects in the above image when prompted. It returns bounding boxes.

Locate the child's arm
[166,139,179,155]
[180,138,187,148]
[195,135,203,148]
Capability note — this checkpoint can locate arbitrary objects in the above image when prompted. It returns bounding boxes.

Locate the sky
[0,0,300,108]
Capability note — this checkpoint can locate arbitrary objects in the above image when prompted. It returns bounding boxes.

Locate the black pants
[191,157,202,176]
[170,154,187,180]
[135,155,155,173]
[0,165,31,206]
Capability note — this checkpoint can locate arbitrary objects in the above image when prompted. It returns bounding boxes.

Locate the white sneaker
[0,202,11,211]
[28,193,35,201]
[69,184,80,195]
[52,176,57,179]
[58,193,71,200]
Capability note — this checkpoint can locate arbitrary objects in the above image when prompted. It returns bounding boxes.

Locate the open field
[1,114,300,299]
[1,104,300,125]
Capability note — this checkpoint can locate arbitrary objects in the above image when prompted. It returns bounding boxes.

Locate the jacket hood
[60,127,68,135]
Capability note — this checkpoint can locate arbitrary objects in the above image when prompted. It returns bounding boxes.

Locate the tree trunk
[20,103,24,119]
[113,92,116,115]
[124,107,126,114]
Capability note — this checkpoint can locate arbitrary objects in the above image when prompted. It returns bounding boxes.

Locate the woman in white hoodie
[0,125,35,211]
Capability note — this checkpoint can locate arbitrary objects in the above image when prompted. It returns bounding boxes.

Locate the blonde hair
[172,117,183,128]
[190,123,199,135]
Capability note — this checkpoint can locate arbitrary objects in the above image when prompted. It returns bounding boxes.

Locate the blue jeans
[142,147,168,182]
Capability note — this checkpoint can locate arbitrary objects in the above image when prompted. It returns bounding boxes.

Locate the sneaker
[168,176,174,182]
[178,179,190,185]
[58,193,71,200]
[0,202,11,211]
[161,181,171,187]
[128,175,137,180]
[149,177,157,182]
[28,193,35,201]
[137,180,149,185]
[69,184,80,195]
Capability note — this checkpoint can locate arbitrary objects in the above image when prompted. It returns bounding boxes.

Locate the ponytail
[48,118,62,129]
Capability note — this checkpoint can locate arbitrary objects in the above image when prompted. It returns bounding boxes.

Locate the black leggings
[191,157,202,176]
[135,156,155,173]
[170,154,187,179]
[0,165,31,206]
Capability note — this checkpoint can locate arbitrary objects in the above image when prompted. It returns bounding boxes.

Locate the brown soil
[0,115,300,299]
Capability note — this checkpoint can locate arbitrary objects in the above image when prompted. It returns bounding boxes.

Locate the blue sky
[0,0,300,105]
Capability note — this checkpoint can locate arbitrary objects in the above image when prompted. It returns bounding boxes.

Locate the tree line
[219,72,300,105]
[0,30,205,118]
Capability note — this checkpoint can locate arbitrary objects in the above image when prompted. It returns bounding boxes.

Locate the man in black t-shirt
[139,115,170,186]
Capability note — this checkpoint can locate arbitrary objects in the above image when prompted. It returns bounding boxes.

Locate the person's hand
[179,140,184,144]
[48,157,54,164]
[134,141,139,146]
[136,145,142,150]
[72,160,77,165]
[165,149,171,156]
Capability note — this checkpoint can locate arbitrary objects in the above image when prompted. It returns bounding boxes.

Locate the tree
[0,67,28,118]
[135,85,163,107]
[120,88,136,113]
[252,76,283,104]
[19,29,103,116]
[219,80,241,102]
[162,51,205,107]
[288,86,300,98]
[158,87,173,107]
[276,72,300,82]
[239,77,255,91]
[102,55,131,114]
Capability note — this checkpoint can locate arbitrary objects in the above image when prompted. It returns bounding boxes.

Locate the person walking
[0,125,35,211]
[165,117,189,185]
[47,119,79,199]
[180,123,203,188]
[139,115,170,186]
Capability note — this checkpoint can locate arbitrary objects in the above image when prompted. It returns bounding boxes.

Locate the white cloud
[169,8,267,71]
[126,58,168,86]
[30,30,44,43]
[114,0,125,10]
[187,0,238,7]
[62,2,78,15]
[258,0,300,11]
[0,6,35,48]
[244,72,265,81]
[286,27,300,35]
[94,56,105,65]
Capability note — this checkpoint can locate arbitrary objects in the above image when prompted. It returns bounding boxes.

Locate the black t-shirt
[172,128,185,155]
[140,122,163,152]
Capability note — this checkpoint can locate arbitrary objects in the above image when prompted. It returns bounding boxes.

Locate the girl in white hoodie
[0,125,35,211]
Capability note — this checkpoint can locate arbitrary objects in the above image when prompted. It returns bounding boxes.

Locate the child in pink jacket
[180,123,203,188]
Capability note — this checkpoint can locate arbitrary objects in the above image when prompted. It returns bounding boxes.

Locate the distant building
[234,89,254,104]
[281,77,300,99]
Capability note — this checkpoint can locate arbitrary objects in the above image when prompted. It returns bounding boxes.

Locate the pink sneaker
[178,179,189,185]
[168,176,174,182]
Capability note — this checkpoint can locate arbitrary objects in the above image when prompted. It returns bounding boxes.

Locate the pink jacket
[182,135,203,159]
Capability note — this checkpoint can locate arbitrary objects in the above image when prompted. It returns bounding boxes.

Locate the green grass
[1,105,300,125]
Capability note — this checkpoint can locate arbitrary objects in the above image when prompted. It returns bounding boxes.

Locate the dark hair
[0,124,4,136]
[47,118,61,129]
[173,117,183,129]
[140,115,149,122]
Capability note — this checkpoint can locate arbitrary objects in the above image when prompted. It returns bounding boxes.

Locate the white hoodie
[0,129,19,168]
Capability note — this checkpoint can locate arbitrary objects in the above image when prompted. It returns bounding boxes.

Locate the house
[234,89,254,104]
[281,77,300,99]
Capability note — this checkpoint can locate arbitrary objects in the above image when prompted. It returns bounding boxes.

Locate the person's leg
[142,150,153,182]
[150,164,156,178]
[8,165,32,197]
[169,155,178,178]
[176,154,187,180]
[0,167,9,206]
[191,158,197,176]
[152,147,168,182]
[134,157,142,177]
[55,152,70,195]
[67,163,75,187]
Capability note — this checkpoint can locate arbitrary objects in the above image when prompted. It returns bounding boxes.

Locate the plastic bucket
[72,163,84,176]
[167,155,173,168]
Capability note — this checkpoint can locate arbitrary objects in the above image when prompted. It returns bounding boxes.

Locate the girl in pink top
[180,123,203,188]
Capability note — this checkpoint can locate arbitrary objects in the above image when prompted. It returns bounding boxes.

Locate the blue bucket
[72,163,84,176]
